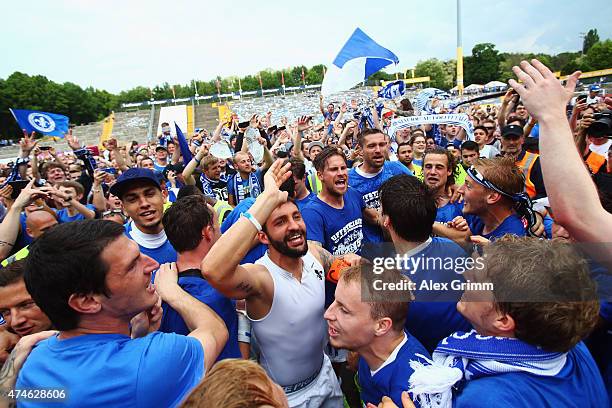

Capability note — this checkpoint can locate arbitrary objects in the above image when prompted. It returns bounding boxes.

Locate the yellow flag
[99,112,115,148]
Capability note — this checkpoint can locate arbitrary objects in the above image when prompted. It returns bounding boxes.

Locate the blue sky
[2,0,611,93]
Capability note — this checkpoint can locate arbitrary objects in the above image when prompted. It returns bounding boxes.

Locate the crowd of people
[0,60,610,408]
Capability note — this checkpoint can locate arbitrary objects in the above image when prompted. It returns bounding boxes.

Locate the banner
[10,109,69,137]
[378,80,405,99]
[388,113,474,141]
[157,105,187,138]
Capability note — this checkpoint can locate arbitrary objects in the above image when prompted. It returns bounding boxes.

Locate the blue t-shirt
[220,198,267,264]
[435,201,464,224]
[301,187,365,256]
[16,332,204,408]
[295,192,315,211]
[124,223,177,265]
[348,161,411,243]
[159,272,241,361]
[358,332,429,407]
[153,161,167,173]
[402,237,472,352]
[56,204,96,224]
[466,213,526,240]
[454,342,609,408]
[227,169,263,205]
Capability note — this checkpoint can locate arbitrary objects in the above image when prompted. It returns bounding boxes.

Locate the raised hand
[64,129,82,151]
[13,179,48,210]
[508,59,580,122]
[263,159,292,205]
[19,130,38,156]
[297,116,313,132]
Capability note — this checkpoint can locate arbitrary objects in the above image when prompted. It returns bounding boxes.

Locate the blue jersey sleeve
[227,175,236,197]
[136,332,204,407]
[302,205,326,245]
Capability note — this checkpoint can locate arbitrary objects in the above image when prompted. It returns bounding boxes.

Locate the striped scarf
[232,171,261,204]
[408,330,567,408]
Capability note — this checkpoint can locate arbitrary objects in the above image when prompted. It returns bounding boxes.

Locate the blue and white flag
[378,80,405,99]
[321,28,399,97]
[10,109,69,137]
[413,88,451,114]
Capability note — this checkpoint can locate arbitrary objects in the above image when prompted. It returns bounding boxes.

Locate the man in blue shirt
[16,220,228,407]
[161,194,241,361]
[110,168,177,265]
[378,174,471,352]
[348,129,411,243]
[409,237,608,407]
[325,265,429,407]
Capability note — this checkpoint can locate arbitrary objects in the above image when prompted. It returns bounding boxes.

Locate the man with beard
[227,151,269,206]
[348,129,411,243]
[202,160,353,408]
[110,168,177,264]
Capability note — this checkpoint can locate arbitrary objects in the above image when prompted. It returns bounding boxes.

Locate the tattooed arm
[0,331,55,407]
[307,241,361,276]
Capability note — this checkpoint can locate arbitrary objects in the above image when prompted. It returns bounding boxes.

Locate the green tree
[464,43,502,85]
[584,39,612,70]
[583,29,600,54]
[414,58,452,89]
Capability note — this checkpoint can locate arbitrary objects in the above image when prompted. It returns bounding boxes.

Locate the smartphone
[101,167,117,175]
[39,146,52,151]
[576,95,587,103]
[8,180,29,199]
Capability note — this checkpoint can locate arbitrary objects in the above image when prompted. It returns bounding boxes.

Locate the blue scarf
[232,171,261,204]
[409,330,567,408]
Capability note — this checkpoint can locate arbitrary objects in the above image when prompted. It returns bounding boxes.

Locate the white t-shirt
[589,139,612,156]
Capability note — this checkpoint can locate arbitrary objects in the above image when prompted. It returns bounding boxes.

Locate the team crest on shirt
[314,268,323,280]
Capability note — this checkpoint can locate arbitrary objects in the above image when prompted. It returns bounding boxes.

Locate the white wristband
[241,211,262,232]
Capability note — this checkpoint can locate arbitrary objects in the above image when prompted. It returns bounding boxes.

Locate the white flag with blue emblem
[321,28,399,97]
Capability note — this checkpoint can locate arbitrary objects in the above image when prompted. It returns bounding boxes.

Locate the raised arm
[154,263,228,373]
[201,160,292,300]
[182,147,207,186]
[510,60,612,265]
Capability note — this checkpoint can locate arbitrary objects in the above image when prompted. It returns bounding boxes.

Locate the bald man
[25,211,59,239]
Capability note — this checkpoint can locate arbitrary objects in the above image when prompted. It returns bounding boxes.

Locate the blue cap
[109,167,161,198]
[589,84,601,92]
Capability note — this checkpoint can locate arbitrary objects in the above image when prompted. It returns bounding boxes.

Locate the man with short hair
[409,237,608,407]
[379,174,470,352]
[481,118,500,150]
[0,260,53,363]
[139,157,155,171]
[199,156,229,201]
[154,145,169,172]
[348,129,411,243]
[161,195,241,361]
[460,141,480,168]
[472,125,499,159]
[16,220,228,407]
[202,160,346,407]
[24,211,58,240]
[110,168,177,264]
[227,151,264,206]
[397,142,422,176]
[499,124,546,199]
[324,265,429,407]
[460,157,528,240]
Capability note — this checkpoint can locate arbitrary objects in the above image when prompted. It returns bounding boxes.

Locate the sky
[2,0,611,94]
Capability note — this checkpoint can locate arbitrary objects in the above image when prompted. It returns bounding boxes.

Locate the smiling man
[202,160,349,407]
[110,168,177,264]
[0,260,52,363]
[324,265,429,407]
[15,220,228,407]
